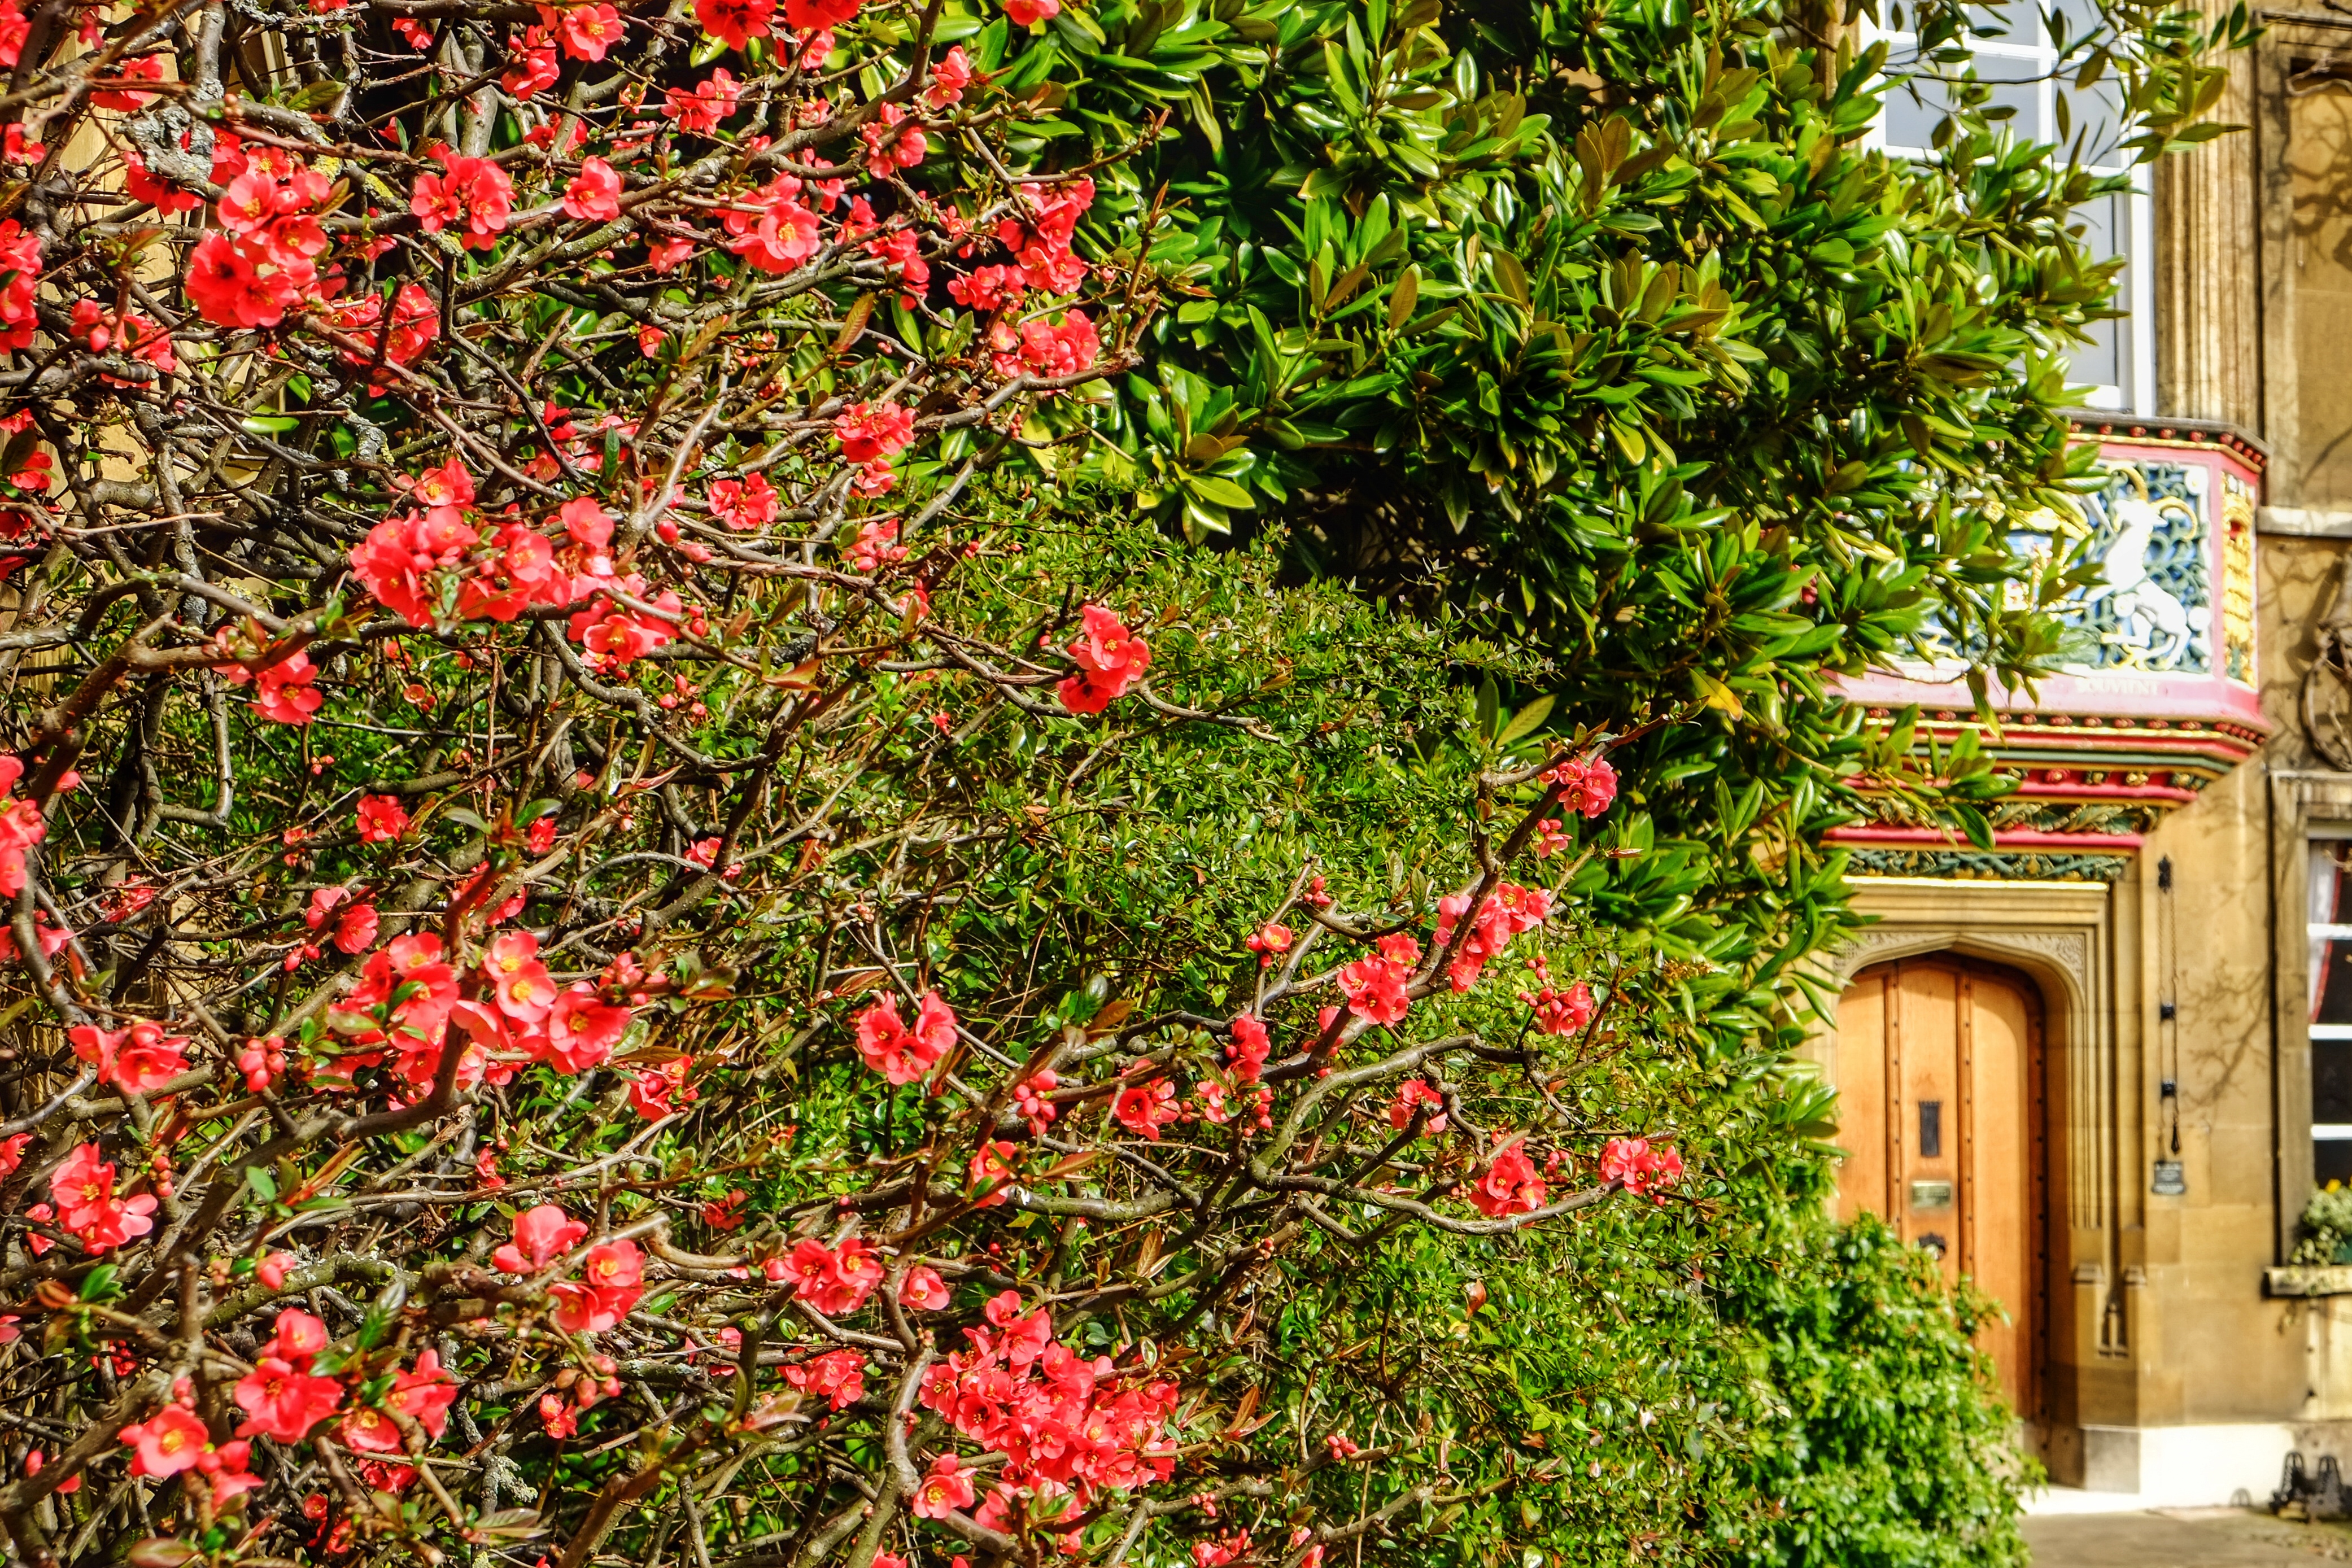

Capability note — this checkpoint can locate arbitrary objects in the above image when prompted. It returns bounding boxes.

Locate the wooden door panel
[1966,969,2032,1409]
[1835,970,1888,1226]
[1834,956,2045,1417]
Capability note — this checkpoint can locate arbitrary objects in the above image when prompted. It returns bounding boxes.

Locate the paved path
[2025,1509,2352,1566]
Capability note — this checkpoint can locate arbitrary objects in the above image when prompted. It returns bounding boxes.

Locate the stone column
[2157,48,2262,431]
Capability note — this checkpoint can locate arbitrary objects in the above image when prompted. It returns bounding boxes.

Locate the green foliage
[2292,1185,2352,1265]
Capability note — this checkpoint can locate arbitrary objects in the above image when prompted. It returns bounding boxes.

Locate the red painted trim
[1998,781,2199,803]
[1826,827,2146,850]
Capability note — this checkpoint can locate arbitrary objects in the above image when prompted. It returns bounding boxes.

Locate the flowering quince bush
[0,337,1737,1568]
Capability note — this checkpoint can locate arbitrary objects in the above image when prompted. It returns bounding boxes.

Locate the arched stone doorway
[1836,955,2052,1418]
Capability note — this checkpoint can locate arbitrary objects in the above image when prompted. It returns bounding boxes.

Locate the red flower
[234,1357,343,1442]
[411,155,513,251]
[967,1139,1019,1207]
[562,156,623,220]
[1540,756,1618,819]
[1243,921,1291,966]
[1113,1078,1179,1141]
[900,1265,950,1310]
[49,1143,156,1253]
[356,794,411,843]
[540,985,632,1072]
[391,1348,460,1437]
[68,1019,187,1096]
[1467,1137,1546,1218]
[1336,954,1409,1025]
[1057,605,1151,714]
[548,1,624,58]
[494,1204,588,1272]
[853,990,956,1084]
[221,648,325,726]
[1227,1015,1269,1082]
[926,44,974,107]
[549,1238,644,1332]
[120,1406,208,1477]
[913,1453,976,1519]
[1599,1136,1683,1199]
[1389,1079,1447,1135]
[1003,0,1059,23]
[694,0,775,49]
[834,401,915,463]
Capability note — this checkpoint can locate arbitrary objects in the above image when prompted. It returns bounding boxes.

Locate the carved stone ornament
[2305,557,2352,771]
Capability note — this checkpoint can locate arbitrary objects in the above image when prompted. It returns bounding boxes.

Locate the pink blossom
[495,1204,588,1272]
[562,156,623,221]
[120,1406,209,1478]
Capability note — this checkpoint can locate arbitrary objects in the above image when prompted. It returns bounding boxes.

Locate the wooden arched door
[1835,956,2049,1416]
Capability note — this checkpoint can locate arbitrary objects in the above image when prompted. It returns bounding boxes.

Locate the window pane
[2318,1138,2352,1188]
[1884,71,2042,151]
[2069,192,2125,394]
[2057,72,2124,165]
[2317,842,2352,1016]
[2318,1044,2352,1123]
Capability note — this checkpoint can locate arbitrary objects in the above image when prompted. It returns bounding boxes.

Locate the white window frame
[1859,11,2156,415]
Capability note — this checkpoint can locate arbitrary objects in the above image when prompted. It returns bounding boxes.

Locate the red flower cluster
[1525,980,1597,1036]
[784,1347,866,1410]
[68,1019,187,1096]
[47,1142,157,1252]
[339,1349,458,1453]
[1113,1078,1179,1140]
[216,647,324,726]
[1336,953,1410,1025]
[919,1291,1178,1510]
[782,1237,884,1315]
[0,219,42,349]
[1541,755,1619,819]
[411,154,514,252]
[1599,1136,1684,1199]
[234,1310,343,1442]
[1467,1136,1546,1218]
[70,300,176,379]
[187,154,333,329]
[0,755,42,898]
[120,1391,260,1508]
[664,68,742,133]
[446,931,636,1077]
[548,1240,646,1333]
[1058,604,1151,714]
[329,284,439,390]
[1433,881,1552,992]
[725,173,822,274]
[709,472,779,531]
[494,1204,588,1272]
[990,309,1101,382]
[853,990,957,1084]
[1227,1014,1271,1081]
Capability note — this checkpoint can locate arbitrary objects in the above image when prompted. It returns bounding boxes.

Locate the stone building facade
[1812,7,2352,1500]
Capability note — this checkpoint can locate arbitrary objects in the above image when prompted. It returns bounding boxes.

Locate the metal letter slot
[1909,1179,1954,1211]
[1918,1099,1943,1159]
